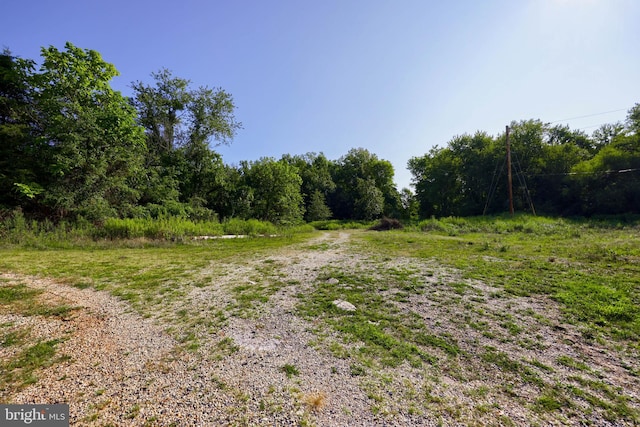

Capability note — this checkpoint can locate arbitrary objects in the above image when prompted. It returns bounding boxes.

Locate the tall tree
[408,146,463,217]
[330,148,399,220]
[32,43,145,220]
[626,103,640,135]
[131,69,241,212]
[241,158,304,224]
[0,51,42,209]
[282,153,335,221]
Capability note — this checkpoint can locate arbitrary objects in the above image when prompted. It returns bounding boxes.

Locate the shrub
[369,217,403,231]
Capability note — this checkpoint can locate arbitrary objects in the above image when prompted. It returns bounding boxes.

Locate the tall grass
[0,209,313,247]
[412,214,640,236]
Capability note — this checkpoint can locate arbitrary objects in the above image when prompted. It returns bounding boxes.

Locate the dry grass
[302,391,327,412]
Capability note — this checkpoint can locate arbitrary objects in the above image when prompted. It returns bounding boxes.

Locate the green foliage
[0,209,297,244]
[309,219,374,230]
[305,190,333,221]
[280,364,300,378]
[3,42,637,224]
[222,218,277,236]
[240,158,305,224]
[330,148,400,220]
[409,111,640,218]
[282,153,336,221]
[35,43,146,220]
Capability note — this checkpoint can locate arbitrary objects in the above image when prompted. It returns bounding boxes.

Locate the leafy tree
[282,153,335,221]
[306,190,333,221]
[205,164,252,220]
[32,43,145,220]
[354,177,384,220]
[592,122,626,149]
[626,103,640,135]
[0,51,42,210]
[330,148,399,220]
[408,146,463,217]
[570,133,640,215]
[399,188,418,220]
[241,158,304,224]
[448,132,499,215]
[131,69,241,211]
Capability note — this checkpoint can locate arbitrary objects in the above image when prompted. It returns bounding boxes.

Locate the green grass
[1,339,68,396]
[0,214,638,425]
[357,215,640,343]
[0,278,79,398]
[281,364,300,378]
[297,267,457,368]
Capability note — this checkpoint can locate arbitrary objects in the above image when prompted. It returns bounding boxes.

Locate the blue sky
[2,0,638,189]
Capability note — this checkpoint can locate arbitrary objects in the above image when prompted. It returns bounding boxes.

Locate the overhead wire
[547,108,629,125]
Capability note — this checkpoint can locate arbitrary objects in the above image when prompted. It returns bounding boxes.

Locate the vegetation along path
[1,227,639,426]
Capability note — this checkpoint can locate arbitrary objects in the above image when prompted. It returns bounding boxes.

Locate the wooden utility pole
[506,125,514,216]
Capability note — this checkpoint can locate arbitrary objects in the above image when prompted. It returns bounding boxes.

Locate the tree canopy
[1,42,637,224]
[409,108,640,217]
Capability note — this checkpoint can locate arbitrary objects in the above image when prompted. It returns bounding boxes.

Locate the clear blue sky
[2,0,638,189]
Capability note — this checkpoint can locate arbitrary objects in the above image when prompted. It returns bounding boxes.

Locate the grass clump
[281,364,300,378]
[369,217,403,231]
[302,391,327,412]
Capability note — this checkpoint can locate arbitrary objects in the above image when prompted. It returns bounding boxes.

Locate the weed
[125,404,140,419]
[303,392,327,412]
[1,328,29,347]
[350,364,366,377]
[281,364,300,378]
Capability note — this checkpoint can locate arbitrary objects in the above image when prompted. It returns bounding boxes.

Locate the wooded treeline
[0,43,405,223]
[1,43,638,224]
[409,108,640,217]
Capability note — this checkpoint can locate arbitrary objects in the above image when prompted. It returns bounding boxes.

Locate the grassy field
[0,215,639,425]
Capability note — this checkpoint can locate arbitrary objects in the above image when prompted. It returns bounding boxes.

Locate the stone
[332,299,356,312]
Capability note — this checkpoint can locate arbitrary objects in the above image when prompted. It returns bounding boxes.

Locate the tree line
[409,108,640,217]
[0,43,404,224]
[1,43,638,225]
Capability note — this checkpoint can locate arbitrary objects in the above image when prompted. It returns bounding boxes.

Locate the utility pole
[506,125,514,216]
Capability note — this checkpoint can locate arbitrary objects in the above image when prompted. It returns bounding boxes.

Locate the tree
[354,178,384,219]
[570,133,640,215]
[0,51,42,210]
[592,122,625,148]
[626,103,640,135]
[330,148,399,220]
[131,69,241,211]
[306,190,333,221]
[408,147,462,217]
[32,43,145,220]
[448,132,498,216]
[241,158,304,224]
[282,153,335,221]
[399,188,418,220]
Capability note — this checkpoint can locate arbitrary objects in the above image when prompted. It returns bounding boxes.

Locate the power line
[525,168,640,177]
[548,108,628,125]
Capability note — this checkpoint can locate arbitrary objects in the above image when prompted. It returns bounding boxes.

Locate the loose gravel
[2,231,639,426]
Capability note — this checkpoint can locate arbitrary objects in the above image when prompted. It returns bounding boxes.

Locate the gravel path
[3,232,407,426]
[2,230,639,426]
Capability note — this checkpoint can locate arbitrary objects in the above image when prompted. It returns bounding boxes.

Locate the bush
[369,217,403,231]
